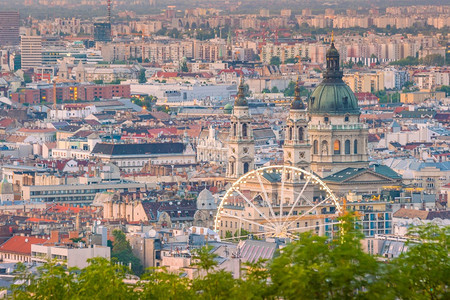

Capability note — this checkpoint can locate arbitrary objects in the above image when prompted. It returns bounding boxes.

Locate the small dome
[197,189,217,210]
[224,103,233,114]
[327,43,339,56]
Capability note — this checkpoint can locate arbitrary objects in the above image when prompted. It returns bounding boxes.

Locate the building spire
[234,76,248,107]
[290,77,305,110]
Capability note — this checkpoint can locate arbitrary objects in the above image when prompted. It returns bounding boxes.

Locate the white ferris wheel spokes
[214,165,342,240]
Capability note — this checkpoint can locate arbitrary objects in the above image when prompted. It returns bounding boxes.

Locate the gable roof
[0,235,47,255]
[324,165,401,183]
[393,208,450,220]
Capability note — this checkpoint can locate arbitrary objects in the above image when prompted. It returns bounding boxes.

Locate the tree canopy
[10,221,449,300]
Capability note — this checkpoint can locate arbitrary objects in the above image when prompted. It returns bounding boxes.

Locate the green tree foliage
[373,225,450,300]
[389,56,420,66]
[270,56,281,66]
[10,223,449,300]
[180,60,189,72]
[390,54,446,67]
[111,229,143,275]
[270,214,379,300]
[284,57,298,64]
[437,85,450,96]
[139,268,194,299]
[284,80,309,97]
[138,69,147,84]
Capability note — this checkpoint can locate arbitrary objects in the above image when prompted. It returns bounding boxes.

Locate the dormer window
[324,117,329,123]
[345,116,349,122]
[343,96,348,106]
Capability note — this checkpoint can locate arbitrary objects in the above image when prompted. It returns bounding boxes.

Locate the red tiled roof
[25,217,57,223]
[0,235,47,255]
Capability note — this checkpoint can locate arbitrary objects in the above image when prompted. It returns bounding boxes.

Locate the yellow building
[400,91,446,104]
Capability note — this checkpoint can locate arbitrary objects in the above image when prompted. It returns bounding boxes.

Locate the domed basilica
[225,41,401,195]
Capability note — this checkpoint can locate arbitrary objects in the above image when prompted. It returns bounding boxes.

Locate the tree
[270,56,281,66]
[10,260,77,300]
[284,81,309,97]
[271,86,279,93]
[180,60,189,72]
[111,229,143,275]
[139,69,147,84]
[389,56,419,66]
[437,85,450,96]
[269,214,379,300]
[420,54,445,66]
[23,73,32,84]
[76,258,135,299]
[374,225,450,300]
[284,57,298,64]
[139,268,194,300]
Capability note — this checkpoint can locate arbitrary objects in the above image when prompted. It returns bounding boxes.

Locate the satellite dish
[96,220,101,225]
[148,229,156,238]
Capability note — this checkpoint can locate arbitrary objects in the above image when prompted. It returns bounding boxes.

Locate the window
[242,123,248,137]
[243,162,249,174]
[354,140,358,154]
[345,116,349,122]
[324,116,329,123]
[345,140,351,154]
[313,140,318,154]
[334,140,340,154]
[288,127,292,140]
[298,127,303,141]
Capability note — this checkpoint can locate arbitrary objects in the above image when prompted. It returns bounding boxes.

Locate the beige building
[21,35,42,69]
[400,91,446,104]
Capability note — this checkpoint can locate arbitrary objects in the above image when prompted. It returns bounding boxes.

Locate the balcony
[308,124,368,131]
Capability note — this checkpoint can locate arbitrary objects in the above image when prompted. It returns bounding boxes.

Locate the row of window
[313,139,358,155]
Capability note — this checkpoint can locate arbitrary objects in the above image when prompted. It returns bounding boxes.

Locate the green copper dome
[308,42,360,115]
[224,103,233,114]
[308,82,359,114]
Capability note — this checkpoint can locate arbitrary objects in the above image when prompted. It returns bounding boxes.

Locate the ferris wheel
[214,165,343,240]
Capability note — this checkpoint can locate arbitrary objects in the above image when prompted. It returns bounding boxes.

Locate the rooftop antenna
[331,30,334,44]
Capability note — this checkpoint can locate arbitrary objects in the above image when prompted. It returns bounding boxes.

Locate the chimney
[69,230,79,240]
[50,230,59,243]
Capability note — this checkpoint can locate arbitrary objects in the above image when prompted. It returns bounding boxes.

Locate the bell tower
[226,77,255,179]
[283,78,310,171]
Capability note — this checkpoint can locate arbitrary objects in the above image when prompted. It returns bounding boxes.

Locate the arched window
[298,127,303,141]
[242,123,248,137]
[321,141,328,155]
[345,116,349,122]
[345,140,351,154]
[313,140,318,154]
[354,140,358,154]
[233,123,237,136]
[334,140,341,154]
[243,162,249,174]
[288,127,293,140]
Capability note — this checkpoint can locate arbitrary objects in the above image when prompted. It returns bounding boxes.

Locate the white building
[130,83,237,106]
[31,244,110,269]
